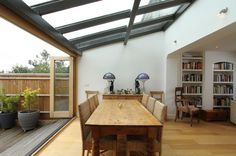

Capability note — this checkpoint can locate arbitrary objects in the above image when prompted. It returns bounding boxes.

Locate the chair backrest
[175,87,184,107]
[153,101,167,123]
[85,90,99,99]
[78,100,91,141]
[88,95,97,113]
[146,97,156,113]
[141,93,149,107]
[150,91,164,102]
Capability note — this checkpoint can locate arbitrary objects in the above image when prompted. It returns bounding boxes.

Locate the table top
[86,100,162,127]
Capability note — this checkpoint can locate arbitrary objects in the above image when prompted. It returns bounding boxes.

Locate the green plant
[0,91,20,113]
[22,88,40,111]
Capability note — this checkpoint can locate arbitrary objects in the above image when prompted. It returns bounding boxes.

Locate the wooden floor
[37,118,236,156]
[0,119,69,156]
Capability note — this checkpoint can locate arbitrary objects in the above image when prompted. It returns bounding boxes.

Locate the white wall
[164,0,236,54]
[203,51,236,110]
[165,52,181,118]
[77,32,165,103]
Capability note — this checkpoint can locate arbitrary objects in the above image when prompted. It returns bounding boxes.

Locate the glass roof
[13,0,194,52]
[42,0,150,28]
[64,18,129,39]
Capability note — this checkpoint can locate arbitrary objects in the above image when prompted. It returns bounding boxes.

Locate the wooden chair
[175,87,200,126]
[141,93,149,107]
[146,97,156,113]
[78,100,117,156]
[150,91,164,102]
[85,90,99,99]
[88,95,98,113]
[153,101,167,123]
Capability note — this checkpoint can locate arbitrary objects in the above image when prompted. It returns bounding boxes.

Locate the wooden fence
[0,73,68,118]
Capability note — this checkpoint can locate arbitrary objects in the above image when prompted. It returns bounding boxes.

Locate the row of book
[213,85,233,94]
[214,62,233,70]
[214,74,233,82]
[184,97,202,106]
[182,61,202,70]
[213,97,232,106]
[182,73,202,82]
[183,85,202,94]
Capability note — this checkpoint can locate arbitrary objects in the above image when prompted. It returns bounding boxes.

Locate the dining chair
[141,93,149,107]
[146,97,156,113]
[175,87,200,126]
[153,101,167,123]
[85,90,99,99]
[150,91,164,102]
[78,100,117,156]
[88,95,98,113]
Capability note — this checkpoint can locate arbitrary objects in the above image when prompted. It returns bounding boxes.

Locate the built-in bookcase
[213,62,234,108]
[181,52,203,107]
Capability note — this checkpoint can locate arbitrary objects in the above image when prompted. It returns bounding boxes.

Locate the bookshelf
[213,62,234,108]
[181,52,203,107]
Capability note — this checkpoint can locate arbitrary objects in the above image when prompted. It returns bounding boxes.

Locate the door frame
[50,56,74,118]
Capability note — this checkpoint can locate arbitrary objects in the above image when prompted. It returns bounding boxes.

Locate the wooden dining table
[85,99,162,156]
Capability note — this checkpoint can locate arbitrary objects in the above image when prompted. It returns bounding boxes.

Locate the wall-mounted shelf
[213,62,234,108]
[181,52,203,107]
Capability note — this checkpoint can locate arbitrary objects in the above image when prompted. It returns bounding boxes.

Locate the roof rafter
[133,14,174,29]
[56,10,130,34]
[70,26,127,44]
[77,34,125,51]
[76,23,165,51]
[124,0,141,45]
[32,0,101,15]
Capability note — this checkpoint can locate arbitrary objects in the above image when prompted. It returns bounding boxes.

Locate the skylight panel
[23,0,52,6]
[134,5,180,23]
[63,18,129,40]
[43,0,133,28]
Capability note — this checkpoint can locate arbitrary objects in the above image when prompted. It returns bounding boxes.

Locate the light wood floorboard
[36,118,236,156]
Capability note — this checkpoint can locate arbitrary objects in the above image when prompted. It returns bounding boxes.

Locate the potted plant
[0,92,20,129]
[18,88,40,131]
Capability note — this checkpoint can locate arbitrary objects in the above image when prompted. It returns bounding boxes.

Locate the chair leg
[181,112,184,120]
[82,150,85,156]
[175,110,179,121]
[190,112,193,127]
[198,111,200,123]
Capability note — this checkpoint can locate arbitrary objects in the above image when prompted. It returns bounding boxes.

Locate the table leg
[147,127,157,156]
[117,134,127,156]
[91,127,100,156]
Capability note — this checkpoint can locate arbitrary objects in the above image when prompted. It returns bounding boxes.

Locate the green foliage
[0,91,20,113]
[11,50,69,73]
[22,88,40,111]
[11,64,31,73]
[28,50,50,73]
[55,61,69,73]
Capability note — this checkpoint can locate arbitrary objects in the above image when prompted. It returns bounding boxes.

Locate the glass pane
[23,0,52,6]
[63,18,129,39]
[54,60,70,111]
[135,5,180,23]
[43,0,130,28]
